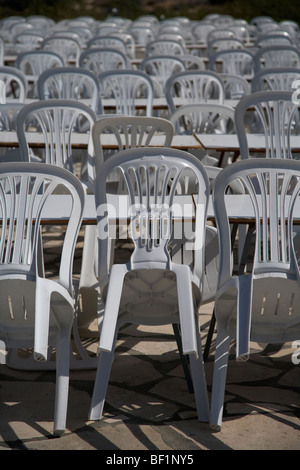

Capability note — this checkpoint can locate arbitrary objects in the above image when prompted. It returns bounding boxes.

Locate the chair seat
[102,268,201,323]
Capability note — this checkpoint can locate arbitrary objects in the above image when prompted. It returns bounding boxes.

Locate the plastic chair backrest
[37,66,102,113]
[0,161,84,290]
[92,115,174,169]
[139,55,186,94]
[207,37,244,57]
[170,103,235,135]
[110,32,136,59]
[254,45,300,73]
[235,90,300,159]
[79,47,129,75]
[95,147,210,288]
[165,70,225,114]
[220,73,251,99]
[16,99,97,190]
[209,49,255,78]
[191,22,216,43]
[180,55,206,71]
[251,67,300,92]
[0,102,24,130]
[145,39,186,56]
[254,32,293,47]
[129,26,155,46]
[214,158,300,284]
[87,35,128,55]
[97,70,154,116]
[14,31,44,50]
[15,50,64,78]
[0,66,27,102]
[41,35,82,66]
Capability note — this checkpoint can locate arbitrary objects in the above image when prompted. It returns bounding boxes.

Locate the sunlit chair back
[37,66,102,113]
[79,47,130,76]
[165,70,225,114]
[235,90,300,160]
[210,158,300,430]
[16,99,97,191]
[97,69,154,116]
[0,162,85,434]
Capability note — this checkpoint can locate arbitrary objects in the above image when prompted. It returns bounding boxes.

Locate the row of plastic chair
[1,13,299,65]
[3,57,299,115]
[1,13,298,40]
[2,89,300,433]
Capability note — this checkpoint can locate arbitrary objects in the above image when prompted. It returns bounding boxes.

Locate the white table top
[21,97,238,110]
[195,133,300,152]
[36,193,300,226]
[0,131,201,149]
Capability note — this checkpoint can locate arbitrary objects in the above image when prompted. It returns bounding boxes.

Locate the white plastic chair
[88,147,210,423]
[254,45,300,73]
[165,71,225,115]
[50,29,85,47]
[14,30,45,52]
[210,158,300,430]
[191,22,216,44]
[79,47,130,76]
[0,102,25,161]
[41,35,82,66]
[180,54,206,71]
[110,32,136,60]
[0,66,27,102]
[145,39,186,56]
[16,99,97,191]
[157,31,187,47]
[26,15,55,30]
[209,49,255,79]
[15,51,64,99]
[280,20,299,40]
[15,99,98,368]
[0,161,85,434]
[87,35,128,55]
[78,116,175,336]
[129,26,155,46]
[251,67,300,92]
[37,66,102,114]
[206,28,237,45]
[97,70,154,116]
[170,102,235,167]
[207,37,245,59]
[92,115,175,168]
[170,103,235,136]
[139,55,186,96]
[220,73,251,99]
[235,90,300,160]
[226,24,251,43]
[254,32,293,48]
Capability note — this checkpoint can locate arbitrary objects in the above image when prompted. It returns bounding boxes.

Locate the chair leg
[172,264,198,356]
[172,323,194,393]
[209,319,231,431]
[88,333,117,421]
[203,309,216,361]
[53,317,73,435]
[189,321,210,423]
[98,264,128,353]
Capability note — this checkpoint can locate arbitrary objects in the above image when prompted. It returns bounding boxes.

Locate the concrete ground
[0,231,300,450]
[1,303,300,450]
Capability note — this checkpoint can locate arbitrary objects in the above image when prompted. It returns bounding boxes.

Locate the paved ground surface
[0,231,300,450]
